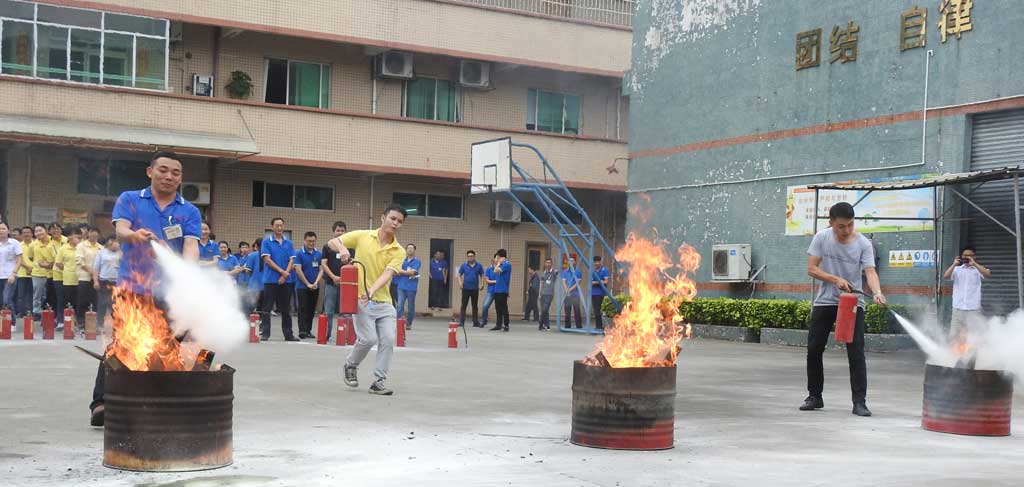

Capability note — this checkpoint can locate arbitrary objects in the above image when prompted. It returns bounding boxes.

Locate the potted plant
[224,70,253,99]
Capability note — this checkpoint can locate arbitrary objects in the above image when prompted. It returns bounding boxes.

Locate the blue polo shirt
[111,187,202,296]
[562,268,582,290]
[260,236,296,284]
[244,251,264,292]
[198,239,218,261]
[397,256,421,292]
[234,254,250,286]
[591,267,610,296]
[484,267,496,294]
[293,246,322,290]
[429,259,448,281]
[216,254,239,273]
[493,261,512,294]
[459,262,484,289]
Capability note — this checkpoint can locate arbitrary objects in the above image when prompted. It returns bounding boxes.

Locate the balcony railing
[454,0,636,27]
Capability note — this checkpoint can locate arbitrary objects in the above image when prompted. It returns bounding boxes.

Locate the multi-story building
[0,0,633,315]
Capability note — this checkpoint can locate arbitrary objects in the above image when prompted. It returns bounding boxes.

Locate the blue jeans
[480,292,494,325]
[395,289,416,328]
[323,281,339,339]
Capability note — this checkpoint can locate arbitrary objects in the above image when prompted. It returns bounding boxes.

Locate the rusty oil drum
[103,365,235,471]
[922,364,1013,436]
[570,360,676,450]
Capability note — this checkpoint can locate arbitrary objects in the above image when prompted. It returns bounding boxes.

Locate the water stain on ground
[136,475,276,487]
[0,453,30,459]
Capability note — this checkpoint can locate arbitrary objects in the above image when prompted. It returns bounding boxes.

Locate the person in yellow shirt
[15,226,34,317]
[327,204,407,396]
[27,224,57,318]
[55,227,81,321]
[49,223,68,246]
[74,226,102,328]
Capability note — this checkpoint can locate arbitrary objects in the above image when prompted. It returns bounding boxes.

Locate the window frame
[76,156,149,197]
[0,0,168,90]
[262,57,331,109]
[526,87,582,135]
[393,191,464,220]
[401,76,461,123]
[252,180,335,211]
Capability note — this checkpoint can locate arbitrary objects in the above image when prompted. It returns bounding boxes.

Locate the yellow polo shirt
[28,239,58,278]
[17,240,32,278]
[340,229,404,303]
[59,243,79,285]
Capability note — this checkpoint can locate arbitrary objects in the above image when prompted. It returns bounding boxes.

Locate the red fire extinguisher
[448,320,459,349]
[317,314,328,345]
[336,316,347,346]
[339,264,360,315]
[396,317,406,347]
[0,309,11,339]
[41,307,55,340]
[84,306,97,340]
[248,311,260,343]
[835,293,858,343]
[63,307,75,340]
[23,314,33,340]
[346,317,357,346]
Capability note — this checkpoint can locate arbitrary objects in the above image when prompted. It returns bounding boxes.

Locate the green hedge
[602,295,907,334]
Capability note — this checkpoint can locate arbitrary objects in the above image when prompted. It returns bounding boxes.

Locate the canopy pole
[811,189,820,303]
[1014,175,1023,310]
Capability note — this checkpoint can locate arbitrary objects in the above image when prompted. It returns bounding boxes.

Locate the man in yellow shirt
[27,224,57,318]
[49,223,68,246]
[55,227,81,322]
[74,226,102,328]
[15,226,34,317]
[328,204,407,396]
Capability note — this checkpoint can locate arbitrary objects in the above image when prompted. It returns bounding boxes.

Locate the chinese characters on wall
[797,1,973,71]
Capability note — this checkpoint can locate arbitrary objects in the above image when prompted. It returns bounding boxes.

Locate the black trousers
[493,293,509,329]
[61,284,78,316]
[591,295,605,329]
[539,294,554,328]
[428,278,449,308]
[807,305,867,403]
[45,278,57,311]
[296,287,318,335]
[524,290,539,321]
[459,289,479,325]
[76,281,95,326]
[261,283,295,339]
[15,276,32,316]
[564,295,582,328]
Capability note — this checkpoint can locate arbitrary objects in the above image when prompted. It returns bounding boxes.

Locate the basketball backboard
[471,137,512,194]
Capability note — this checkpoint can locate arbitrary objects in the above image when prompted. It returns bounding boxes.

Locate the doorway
[429,238,453,310]
[524,242,550,313]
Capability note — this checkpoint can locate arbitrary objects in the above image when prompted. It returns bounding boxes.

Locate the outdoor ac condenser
[712,244,752,281]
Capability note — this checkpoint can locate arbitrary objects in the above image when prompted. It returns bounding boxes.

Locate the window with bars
[77,158,150,196]
[393,192,463,219]
[404,77,460,122]
[264,58,330,109]
[526,88,580,135]
[252,180,334,211]
[0,0,168,89]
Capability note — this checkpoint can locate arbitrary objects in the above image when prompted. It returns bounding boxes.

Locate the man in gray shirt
[538,258,557,330]
[802,202,886,417]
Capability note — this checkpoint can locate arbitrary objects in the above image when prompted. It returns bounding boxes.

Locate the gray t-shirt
[540,269,558,296]
[807,228,875,308]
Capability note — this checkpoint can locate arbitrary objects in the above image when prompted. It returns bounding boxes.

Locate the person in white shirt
[0,222,23,309]
[943,245,991,341]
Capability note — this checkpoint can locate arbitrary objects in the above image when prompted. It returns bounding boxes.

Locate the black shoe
[343,364,358,387]
[852,402,872,417]
[90,404,105,427]
[260,336,269,342]
[489,325,502,331]
[369,380,394,395]
[285,336,300,342]
[503,327,509,332]
[472,322,481,327]
[799,396,824,411]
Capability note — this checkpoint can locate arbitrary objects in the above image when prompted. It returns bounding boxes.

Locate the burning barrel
[922,364,1013,437]
[104,364,235,471]
[570,360,676,450]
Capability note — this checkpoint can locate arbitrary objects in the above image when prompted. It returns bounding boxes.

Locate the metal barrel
[922,363,1013,437]
[570,360,676,450]
[103,365,235,471]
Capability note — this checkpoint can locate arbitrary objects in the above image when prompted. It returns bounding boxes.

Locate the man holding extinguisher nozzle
[328,204,407,396]
[802,202,886,417]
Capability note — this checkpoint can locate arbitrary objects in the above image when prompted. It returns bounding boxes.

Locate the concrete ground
[2,317,1022,487]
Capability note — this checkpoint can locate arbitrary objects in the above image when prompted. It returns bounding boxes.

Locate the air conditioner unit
[192,74,214,97]
[374,51,414,79]
[181,182,211,206]
[459,60,490,88]
[492,200,521,223]
[712,244,751,281]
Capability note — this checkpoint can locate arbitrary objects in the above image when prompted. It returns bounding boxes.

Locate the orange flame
[106,284,186,371]
[585,233,700,368]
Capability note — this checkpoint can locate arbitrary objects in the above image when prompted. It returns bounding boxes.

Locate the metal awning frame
[807,165,1024,310]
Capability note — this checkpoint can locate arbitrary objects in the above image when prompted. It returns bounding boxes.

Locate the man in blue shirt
[428,250,449,311]
[89,151,202,427]
[260,217,297,341]
[394,243,420,330]
[480,255,497,327]
[197,221,218,265]
[489,249,513,332]
[562,255,583,329]
[590,255,611,330]
[457,250,485,327]
[294,231,323,340]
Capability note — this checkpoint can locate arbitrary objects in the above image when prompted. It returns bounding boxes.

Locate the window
[77,158,148,196]
[252,180,333,210]
[264,58,330,109]
[404,78,459,122]
[526,88,580,135]
[0,1,168,89]
[393,192,463,219]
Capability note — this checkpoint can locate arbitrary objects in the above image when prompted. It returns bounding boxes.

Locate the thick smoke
[152,242,248,355]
